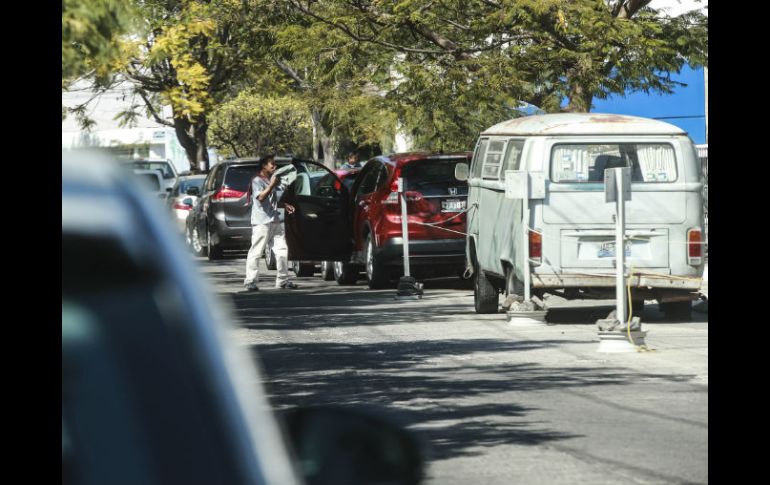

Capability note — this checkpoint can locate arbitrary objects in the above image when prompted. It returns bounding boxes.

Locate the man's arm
[256,175,280,202]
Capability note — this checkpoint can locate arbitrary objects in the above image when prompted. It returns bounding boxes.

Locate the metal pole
[523,191,531,301]
[615,169,626,323]
[399,177,411,277]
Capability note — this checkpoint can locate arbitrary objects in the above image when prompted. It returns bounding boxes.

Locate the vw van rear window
[550,143,677,183]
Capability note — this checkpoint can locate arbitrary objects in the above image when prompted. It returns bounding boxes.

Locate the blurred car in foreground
[165,174,206,232]
[63,151,424,485]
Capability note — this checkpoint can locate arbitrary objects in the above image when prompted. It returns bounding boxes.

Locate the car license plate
[441,199,466,212]
[597,241,631,258]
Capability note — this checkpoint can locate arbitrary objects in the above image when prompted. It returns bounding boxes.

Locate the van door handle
[306,213,318,219]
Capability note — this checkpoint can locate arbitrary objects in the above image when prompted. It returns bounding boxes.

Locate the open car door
[280,161,353,262]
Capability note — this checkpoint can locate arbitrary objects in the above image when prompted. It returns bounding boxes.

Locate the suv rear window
[223,165,260,191]
[551,143,677,183]
[402,158,469,196]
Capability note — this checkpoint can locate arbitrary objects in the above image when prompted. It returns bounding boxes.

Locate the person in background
[341,152,363,169]
[243,154,298,291]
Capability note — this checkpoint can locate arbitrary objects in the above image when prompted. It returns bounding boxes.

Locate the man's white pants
[244,222,290,287]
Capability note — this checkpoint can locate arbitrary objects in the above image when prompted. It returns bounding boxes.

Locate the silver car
[165,174,206,232]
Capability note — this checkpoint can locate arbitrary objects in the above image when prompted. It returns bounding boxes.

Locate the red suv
[282,152,471,288]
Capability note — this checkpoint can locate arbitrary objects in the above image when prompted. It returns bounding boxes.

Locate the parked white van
[462,113,705,320]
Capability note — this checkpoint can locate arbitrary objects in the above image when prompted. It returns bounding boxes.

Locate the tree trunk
[311,108,337,170]
[174,115,211,173]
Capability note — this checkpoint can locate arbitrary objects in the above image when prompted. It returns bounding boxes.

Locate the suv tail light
[687,228,703,265]
[529,229,542,266]
[212,187,246,201]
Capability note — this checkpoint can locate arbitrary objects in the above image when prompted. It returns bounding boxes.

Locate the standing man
[341,152,363,169]
[243,154,298,291]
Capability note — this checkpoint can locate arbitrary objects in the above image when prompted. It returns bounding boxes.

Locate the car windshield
[402,158,469,196]
[129,162,175,179]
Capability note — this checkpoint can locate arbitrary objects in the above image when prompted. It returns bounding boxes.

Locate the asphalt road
[195,253,708,485]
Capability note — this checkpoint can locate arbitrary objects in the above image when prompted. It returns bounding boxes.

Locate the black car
[186,157,313,261]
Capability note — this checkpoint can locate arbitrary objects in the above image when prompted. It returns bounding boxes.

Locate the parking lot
[195,253,708,485]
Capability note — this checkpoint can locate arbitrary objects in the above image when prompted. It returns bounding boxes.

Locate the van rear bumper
[531,272,702,291]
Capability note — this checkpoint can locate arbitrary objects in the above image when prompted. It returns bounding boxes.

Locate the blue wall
[591,66,707,144]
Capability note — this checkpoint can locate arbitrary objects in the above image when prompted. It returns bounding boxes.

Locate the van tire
[474,268,499,314]
[659,301,692,321]
[365,234,389,289]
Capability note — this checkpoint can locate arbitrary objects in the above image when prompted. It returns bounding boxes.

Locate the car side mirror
[281,405,424,485]
[182,197,193,206]
[186,186,200,196]
[454,163,469,181]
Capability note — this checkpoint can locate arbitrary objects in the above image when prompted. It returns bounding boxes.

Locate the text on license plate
[597,241,631,258]
[441,199,466,212]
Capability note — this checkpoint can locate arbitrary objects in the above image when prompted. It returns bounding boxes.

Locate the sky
[591,1,708,144]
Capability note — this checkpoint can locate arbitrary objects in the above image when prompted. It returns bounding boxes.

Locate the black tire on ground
[293,261,315,277]
[189,226,207,257]
[365,234,389,289]
[474,266,499,314]
[207,229,223,261]
[334,260,359,285]
[659,300,693,321]
[321,261,335,281]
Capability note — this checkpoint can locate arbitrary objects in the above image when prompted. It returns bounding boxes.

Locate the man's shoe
[279,281,299,289]
[244,282,259,291]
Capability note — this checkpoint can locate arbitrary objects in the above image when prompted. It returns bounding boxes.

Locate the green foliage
[62,0,137,88]
[208,92,313,158]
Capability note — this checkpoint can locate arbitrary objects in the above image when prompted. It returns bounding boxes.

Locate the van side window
[502,140,525,172]
[471,139,489,178]
[550,144,677,183]
[482,140,506,179]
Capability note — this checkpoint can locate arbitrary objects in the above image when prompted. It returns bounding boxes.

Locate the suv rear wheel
[190,226,207,257]
[334,261,359,285]
[264,246,277,270]
[365,234,389,289]
[207,228,223,261]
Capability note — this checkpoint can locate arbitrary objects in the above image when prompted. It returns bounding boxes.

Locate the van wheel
[321,261,335,281]
[334,261,359,285]
[474,268,499,314]
[207,229,223,261]
[659,301,692,321]
[365,234,389,289]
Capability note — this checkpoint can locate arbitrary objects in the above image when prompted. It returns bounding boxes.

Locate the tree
[62,0,137,88]
[64,0,269,173]
[284,0,708,118]
[208,92,313,159]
